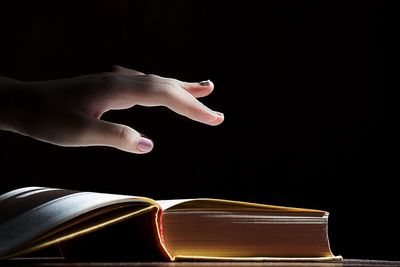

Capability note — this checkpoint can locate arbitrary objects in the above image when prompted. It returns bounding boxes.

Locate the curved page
[0,187,156,259]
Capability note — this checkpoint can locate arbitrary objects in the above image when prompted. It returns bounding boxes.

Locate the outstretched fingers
[160,84,224,126]
[112,73,224,126]
[133,76,224,125]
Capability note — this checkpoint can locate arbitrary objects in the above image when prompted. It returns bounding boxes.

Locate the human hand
[0,66,224,154]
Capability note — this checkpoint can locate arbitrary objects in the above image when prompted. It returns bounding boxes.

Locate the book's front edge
[155,209,174,261]
[173,255,343,262]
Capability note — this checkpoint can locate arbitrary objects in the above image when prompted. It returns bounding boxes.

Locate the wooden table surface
[1,259,400,267]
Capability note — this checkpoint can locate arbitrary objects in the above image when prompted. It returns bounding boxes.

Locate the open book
[0,187,340,261]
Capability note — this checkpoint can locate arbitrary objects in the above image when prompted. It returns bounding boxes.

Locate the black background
[0,0,392,261]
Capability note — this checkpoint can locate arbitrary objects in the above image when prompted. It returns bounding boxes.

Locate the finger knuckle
[157,84,176,103]
[136,74,178,105]
[169,79,181,88]
[117,126,137,147]
[97,72,120,90]
[145,74,160,80]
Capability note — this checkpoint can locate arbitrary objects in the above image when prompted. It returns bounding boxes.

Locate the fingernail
[137,137,153,153]
[199,80,211,86]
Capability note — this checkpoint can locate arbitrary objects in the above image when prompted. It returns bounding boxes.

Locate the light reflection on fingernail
[199,80,211,86]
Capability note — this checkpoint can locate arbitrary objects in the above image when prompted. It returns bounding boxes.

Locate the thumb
[87,119,154,154]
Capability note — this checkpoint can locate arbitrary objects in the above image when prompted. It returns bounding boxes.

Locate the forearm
[0,77,28,131]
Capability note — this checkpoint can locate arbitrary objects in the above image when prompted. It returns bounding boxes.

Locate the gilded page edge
[160,198,326,215]
[173,255,343,262]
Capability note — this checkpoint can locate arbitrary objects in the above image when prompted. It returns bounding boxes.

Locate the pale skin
[0,66,224,154]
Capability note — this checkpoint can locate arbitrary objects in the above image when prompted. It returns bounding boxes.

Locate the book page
[0,187,156,259]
